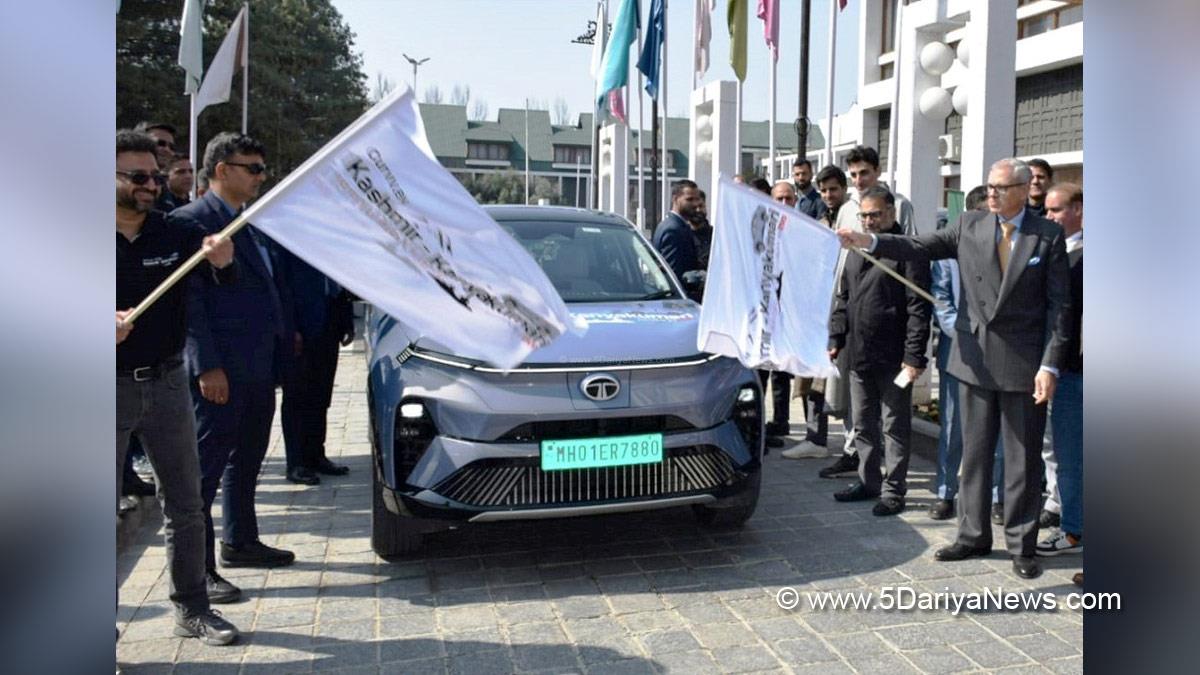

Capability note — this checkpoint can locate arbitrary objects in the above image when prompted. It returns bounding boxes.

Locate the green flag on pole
[728,0,747,81]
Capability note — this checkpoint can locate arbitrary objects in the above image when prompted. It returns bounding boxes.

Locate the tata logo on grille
[580,374,620,401]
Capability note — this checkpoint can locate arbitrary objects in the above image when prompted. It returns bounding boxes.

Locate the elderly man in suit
[170,132,299,605]
[836,158,1072,580]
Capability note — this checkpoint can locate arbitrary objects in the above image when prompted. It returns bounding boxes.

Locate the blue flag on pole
[637,0,664,99]
[596,0,640,119]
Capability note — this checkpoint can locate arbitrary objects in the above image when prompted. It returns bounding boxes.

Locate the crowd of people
[116,125,354,646]
[651,147,1083,585]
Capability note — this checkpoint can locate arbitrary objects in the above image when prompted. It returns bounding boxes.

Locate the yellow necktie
[998,221,1016,273]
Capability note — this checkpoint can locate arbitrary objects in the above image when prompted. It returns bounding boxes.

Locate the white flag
[195,5,247,115]
[697,176,840,377]
[589,1,608,93]
[178,0,204,94]
[243,85,578,370]
[694,0,715,80]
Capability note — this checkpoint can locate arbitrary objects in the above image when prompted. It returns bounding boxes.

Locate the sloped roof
[496,108,554,163]
[417,103,467,158]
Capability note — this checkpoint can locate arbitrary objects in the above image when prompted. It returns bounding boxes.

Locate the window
[553,145,590,164]
[467,142,510,160]
[1019,4,1083,38]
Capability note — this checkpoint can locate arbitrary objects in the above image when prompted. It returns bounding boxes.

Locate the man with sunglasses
[116,129,239,645]
[135,121,179,169]
[169,132,300,602]
[836,158,1072,580]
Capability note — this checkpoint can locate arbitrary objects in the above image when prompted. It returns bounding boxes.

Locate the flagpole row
[849,247,936,305]
[242,1,250,133]
[125,215,252,324]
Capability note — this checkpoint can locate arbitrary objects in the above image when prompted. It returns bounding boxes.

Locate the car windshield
[501,219,678,303]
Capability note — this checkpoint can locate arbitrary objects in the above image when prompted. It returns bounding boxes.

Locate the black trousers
[849,368,912,498]
[757,370,792,426]
[956,382,1047,556]
[281,321,341,471]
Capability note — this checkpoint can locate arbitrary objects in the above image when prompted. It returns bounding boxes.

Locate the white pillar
[688,80,739,200]
[960,0,1017,190]
[598,122,629,216]
[893,7,943,235]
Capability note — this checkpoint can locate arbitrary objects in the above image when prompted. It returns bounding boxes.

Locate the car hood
[413,299,704,365]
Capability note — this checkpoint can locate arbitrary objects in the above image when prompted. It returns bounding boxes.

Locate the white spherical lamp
[919,87,953,120]
[952,86,969,116]
[696,141,714,161]
[956,40,970,68]
[919,42,955,76]
[696,114,713,136]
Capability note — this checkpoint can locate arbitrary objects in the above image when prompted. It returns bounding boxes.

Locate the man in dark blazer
[280,252,354,485]
[651,179,703,282]
[828,186,931,516]
[836,158,1072,579]
[170,132,298,605]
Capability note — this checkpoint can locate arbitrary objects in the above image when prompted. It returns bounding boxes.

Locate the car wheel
[371,468,425,558]
[692,471,761,528]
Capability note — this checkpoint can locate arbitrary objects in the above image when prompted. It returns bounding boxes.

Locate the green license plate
[540,433,664,471]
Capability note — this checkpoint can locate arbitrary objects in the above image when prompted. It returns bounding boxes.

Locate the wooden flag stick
[123,214,251,324]
[849,246,937,305]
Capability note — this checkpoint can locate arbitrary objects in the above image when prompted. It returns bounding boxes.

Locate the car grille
[431,445,735,508]
[496,415,695,443]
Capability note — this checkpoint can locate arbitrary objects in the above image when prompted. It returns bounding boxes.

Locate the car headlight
[393,397,437,484]
[732,384,763,455]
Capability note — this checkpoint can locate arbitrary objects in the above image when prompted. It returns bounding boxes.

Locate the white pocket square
[1027,256,1041,266]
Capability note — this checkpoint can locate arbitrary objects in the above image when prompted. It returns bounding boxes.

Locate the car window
[502,220,677,302]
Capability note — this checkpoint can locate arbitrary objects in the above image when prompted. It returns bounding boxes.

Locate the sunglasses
[116,170,166,187]
[223,161,268,175]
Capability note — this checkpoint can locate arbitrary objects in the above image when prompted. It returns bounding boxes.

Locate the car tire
[371,469,425,558]
[692,471,761,528]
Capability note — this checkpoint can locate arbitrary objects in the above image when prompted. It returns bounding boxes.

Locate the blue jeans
[935,367,1005,502]
[1051,371,1083,534]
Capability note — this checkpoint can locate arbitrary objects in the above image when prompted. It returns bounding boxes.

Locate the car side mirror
[680,270,706,301]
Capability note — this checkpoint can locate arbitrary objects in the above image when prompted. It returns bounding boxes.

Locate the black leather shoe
[206,570,241,604]
[928,499,954,520]
[1012,555,1042,579]
[765,436,785,449]
[991,502,1004,525]
[1038,509,1061,528]
[765,421,790,437]
[818,453,859,478]
[935,542,992,561]
[286,466,320,485]
[872,496,905,516]
[174,609,239,646]
[313,458,350,476]
[834,482,880,502]
[221,541,295,568]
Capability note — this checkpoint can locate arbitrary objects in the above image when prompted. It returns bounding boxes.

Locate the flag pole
[851,247,936,304]
[636,15,645,230]
[769,55,777,182]
[189,94,198,197]
[735,81,742,176]
[886,0,904,186]
[241,1,249,133]
[660,0,669,219]
[823,0,837,169]
[691,0,698,91]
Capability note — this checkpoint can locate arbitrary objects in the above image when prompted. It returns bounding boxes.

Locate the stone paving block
[688,621,757,650]
[584,657,657,675]
[746,616,806,641]
[311,618,376,644]
[576,636,644,665]
[650,649,721,675]
[968,611,1049,638]
[237,647,316,674]
[318,598,377,623]
[379,611,438,638]
[511,643,579,672]
[672,601,739,625]
[437,604,499,632]
[844,653,923,674]
[378,635,446,664]
[377,594,437,617]
[607,592,666,615]
[637,629,701,655]
[1008,633,1080,662]
[955,640,1034,669]
[904,645,977,674]
[616,609,684,634]
[497,600,559,626]
[447,651,516,675]
[710,645,783,673]
[442,625,507,656]
[309,641,379,670]
[555,596,613,620]
[770,635,839,665]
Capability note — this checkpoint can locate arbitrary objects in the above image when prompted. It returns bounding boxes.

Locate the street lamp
[402,53,430,97]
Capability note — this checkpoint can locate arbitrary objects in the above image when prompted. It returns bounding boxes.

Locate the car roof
[484,205,635,229]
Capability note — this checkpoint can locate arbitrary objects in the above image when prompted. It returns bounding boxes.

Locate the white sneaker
[1036,529,1082,556]
[781,441,829,460]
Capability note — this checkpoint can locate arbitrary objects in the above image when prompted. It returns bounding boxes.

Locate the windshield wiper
[636,289,676,301]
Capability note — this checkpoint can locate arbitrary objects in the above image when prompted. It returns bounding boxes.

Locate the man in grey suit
[836,158,1072,580]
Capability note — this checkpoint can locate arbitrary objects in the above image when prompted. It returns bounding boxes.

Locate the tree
[372,72,394,103]
[117,0,370,179]
[469,99,489,121]
[423,85,443,104]
[458,171,561,205]
[552,97,571,125]
[450,84,470,107]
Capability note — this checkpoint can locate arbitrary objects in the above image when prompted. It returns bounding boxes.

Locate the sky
[330,0,862,127]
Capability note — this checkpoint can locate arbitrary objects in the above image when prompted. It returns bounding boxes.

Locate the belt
[118,359,182,382]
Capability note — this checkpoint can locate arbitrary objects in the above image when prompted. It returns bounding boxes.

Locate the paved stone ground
[116,345,1083,674]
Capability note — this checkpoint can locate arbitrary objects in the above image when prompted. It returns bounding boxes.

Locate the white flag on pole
[697,176,840,377]
[195,5,247,115]
[243,85,579,370]
[178,0,204,94]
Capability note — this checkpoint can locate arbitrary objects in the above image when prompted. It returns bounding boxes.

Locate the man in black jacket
[828,186,931,516]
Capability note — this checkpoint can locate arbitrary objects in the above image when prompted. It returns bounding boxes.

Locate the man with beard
[652,179,703,281]
[791,158,826,220]
[158,155,194,212]
[1025,158,1053,218]
[116,129,239,645]
[689,189,713,272]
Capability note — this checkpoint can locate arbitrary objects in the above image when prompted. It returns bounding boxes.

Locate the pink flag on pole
[756,0,780,61]
[609,90,627,124]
